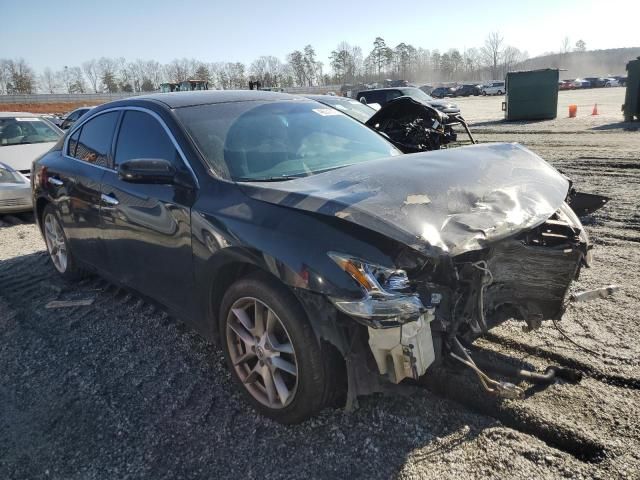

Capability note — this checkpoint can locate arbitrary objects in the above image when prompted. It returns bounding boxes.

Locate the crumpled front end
[348,201,590,385]
[240,143,593,387]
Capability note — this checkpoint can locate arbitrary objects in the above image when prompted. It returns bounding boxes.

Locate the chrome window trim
[64,106,199,188]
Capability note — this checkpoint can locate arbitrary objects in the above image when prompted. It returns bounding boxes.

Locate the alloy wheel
[44,213,68,273]
[226,297,298,409]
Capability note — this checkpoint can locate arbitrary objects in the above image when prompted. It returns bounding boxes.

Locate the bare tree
[561,37,571,54]
[575,39,586,52]
[481,31,504,79]
[82,59,100,93]
[4,58,36,94]
[40,67,58,93]
[97,57,120,92]
[502,46,527,75]
[287,50,306,86]
[56,66,73,93]
[0,60,9,94]
[68,66,86,93]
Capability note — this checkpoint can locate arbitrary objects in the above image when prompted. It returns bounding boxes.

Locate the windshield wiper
[306,164,354,175]
[235,175,299,182]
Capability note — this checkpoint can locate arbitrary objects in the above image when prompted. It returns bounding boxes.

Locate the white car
[0,112,63,178]
[481,81,505,95]
[0,162,32,214]
[603,78,620,87]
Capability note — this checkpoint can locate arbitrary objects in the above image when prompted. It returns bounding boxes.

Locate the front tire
[42,204,84,280]
[219,273,336,423]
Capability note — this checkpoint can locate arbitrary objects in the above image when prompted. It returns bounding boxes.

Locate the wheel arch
[35,196,50,234]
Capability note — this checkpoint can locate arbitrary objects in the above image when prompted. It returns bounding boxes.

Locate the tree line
[0,33,589,94]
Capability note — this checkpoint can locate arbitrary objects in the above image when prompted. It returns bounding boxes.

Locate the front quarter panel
[189,179,399,337]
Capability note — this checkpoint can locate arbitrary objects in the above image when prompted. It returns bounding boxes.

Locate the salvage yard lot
[1,91,639,479]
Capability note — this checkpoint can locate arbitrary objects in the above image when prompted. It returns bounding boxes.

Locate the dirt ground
[0,102,102,115]
[1,91,639,479]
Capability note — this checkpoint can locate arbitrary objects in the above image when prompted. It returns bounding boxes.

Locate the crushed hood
[365,96,445,129]
[239,143,570,257]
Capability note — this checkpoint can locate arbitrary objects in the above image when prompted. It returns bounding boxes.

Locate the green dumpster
[622,57,640,122]
[504,69,559,121]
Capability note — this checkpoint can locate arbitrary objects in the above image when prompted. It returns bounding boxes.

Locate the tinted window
[176,100,399,181]
[360,91,384,105]
[114,111,179,167]
[386,90,402,102]
[68,128,81,157]
[75,112,119,168]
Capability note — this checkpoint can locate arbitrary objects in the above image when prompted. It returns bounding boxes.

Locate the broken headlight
[327,252,425,321]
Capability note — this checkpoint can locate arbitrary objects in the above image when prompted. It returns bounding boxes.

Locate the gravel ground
[1,95,639,479]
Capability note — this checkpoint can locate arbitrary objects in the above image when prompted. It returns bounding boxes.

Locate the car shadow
[0,211,35,227]
[590,121,639,131]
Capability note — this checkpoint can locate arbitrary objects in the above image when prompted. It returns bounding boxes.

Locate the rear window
[0,117,61,147]
[74,112,119,168]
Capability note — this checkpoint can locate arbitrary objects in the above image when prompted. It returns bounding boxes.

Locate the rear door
[51,111,120,269]
[99,109,197,311]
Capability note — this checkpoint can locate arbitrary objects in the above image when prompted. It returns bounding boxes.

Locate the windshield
[316,97,375,123]
[0,117,61,147]
[401,87,435,102]
[176,100,400,181]
[0,164,25,183]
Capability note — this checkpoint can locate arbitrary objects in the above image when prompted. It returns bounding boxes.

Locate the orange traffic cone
[592,104,598,116]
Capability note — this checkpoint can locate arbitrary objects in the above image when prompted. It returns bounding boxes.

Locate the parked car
[559,80,574,90]
[384,79,409,88]
[0,112,63,178]
[430,87,456,98]
[39,113,63,127]
[0,162,32,213]
[603,77,620,87]
[60,107,94,130]
[583,77,606,88]
[306,94,475,151]
[453,84,481,97]
[572,79,591,89]
[356,87,460,114]
[611,75,627,87]
[33,90,597,423]
[481,81,505,95]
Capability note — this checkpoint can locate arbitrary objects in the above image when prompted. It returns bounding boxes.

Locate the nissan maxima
[32,91,594,423]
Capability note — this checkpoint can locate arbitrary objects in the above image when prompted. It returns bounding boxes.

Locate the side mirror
[117,158,176,184]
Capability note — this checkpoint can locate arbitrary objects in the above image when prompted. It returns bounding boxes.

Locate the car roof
[0,112,40,118]
[133,90,298,109]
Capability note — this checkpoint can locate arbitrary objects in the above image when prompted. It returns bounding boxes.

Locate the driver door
[99,109,197,312]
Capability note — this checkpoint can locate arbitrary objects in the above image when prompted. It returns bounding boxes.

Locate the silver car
[0,112,63,178]
[0,162,31,213]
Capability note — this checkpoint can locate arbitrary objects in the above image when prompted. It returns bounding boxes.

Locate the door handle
[48,177,63,186]
[101,193,119,206]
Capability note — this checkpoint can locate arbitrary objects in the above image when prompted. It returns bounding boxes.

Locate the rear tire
[42,204,85,281]
[219,272,337,423]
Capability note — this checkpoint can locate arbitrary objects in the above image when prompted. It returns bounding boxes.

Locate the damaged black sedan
[33,91,592,423]
[307,94,475,153]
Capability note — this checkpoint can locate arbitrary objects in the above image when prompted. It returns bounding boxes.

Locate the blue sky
[2,0,637,71]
